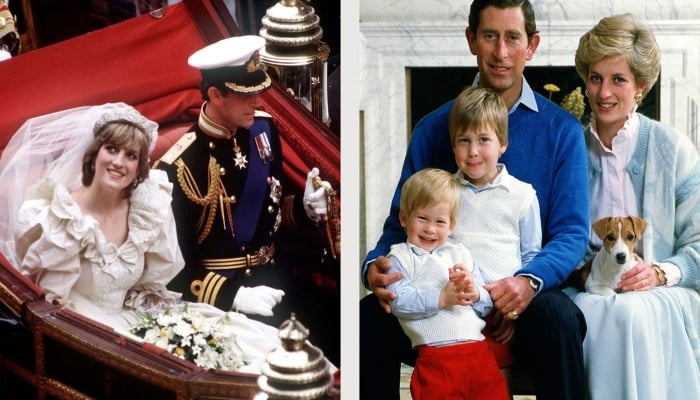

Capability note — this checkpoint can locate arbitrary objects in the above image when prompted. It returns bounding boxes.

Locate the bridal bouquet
[130,304,245,371]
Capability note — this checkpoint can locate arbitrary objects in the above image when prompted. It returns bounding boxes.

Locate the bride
[0,103,279,373]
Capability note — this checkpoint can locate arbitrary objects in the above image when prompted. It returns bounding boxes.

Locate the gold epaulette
[158,132,196,165]
[255,110,272,118]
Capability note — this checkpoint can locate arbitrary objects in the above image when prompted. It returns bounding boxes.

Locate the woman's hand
[618,256,656,292]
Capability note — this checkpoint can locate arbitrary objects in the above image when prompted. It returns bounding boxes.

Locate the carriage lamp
[259,0,331,126]
[254,314,337,399]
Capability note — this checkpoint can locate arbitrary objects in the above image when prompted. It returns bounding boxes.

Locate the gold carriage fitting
[259,0,331,126]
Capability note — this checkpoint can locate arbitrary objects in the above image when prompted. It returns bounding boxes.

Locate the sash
[231,119,272,247]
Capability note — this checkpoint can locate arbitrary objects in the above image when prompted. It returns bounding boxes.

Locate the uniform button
[209,142,215,150]
[245,268,252,276]
[267,205,274,213]
[241,246,246,252]
[219,167,226,175]
[269,231,274,237]
[230,195,237,203]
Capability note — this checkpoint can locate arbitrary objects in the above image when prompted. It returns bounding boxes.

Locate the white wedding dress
[13,170,279,373]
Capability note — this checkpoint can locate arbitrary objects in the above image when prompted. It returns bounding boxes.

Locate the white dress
[13,170,279,373]
[564,287,700,400]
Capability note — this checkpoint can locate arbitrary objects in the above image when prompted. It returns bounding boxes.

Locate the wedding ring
[510,310,519,320]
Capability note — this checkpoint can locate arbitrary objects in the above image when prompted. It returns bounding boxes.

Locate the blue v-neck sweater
[365,91,589,291]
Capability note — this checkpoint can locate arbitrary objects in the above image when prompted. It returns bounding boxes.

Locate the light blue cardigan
[585,113,700,290]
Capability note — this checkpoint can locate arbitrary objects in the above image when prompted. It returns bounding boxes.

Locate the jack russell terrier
[586,216,647,296]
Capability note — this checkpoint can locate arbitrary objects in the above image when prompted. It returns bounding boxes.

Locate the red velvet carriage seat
[0,1,339,398]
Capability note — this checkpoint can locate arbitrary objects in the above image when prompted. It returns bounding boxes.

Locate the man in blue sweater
[360,1,589,399]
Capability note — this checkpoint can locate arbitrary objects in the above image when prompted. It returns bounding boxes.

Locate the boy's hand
[441,265,479,307]
[440,280,472,308]
[491,312,516,344]
[450,264,479,301]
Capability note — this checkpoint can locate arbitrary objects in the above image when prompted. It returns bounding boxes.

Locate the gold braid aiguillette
[176,157,222,243]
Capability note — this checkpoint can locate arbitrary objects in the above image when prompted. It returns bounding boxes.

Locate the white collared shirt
[589,111,641,251]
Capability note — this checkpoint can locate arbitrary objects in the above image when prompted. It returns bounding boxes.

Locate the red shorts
[483,314,515,368]
[411,341,509,400]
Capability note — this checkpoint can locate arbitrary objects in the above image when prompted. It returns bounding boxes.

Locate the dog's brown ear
[592,217,611,239]
[628,216,648,237]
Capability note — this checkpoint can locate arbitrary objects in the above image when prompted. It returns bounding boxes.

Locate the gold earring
[585,89,589,97]
[634,92,643,102]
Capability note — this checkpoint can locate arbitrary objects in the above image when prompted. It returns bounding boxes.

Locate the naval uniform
[162,35,340,365]
[154,108,314,320]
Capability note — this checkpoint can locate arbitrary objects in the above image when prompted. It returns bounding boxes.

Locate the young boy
[449,86,543,373]
[386,167,509,400]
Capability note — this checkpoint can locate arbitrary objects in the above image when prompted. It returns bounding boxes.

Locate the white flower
[154,335,170,350]
[173,319,194,338]
[130,304,245,371]
[143,327,160,342]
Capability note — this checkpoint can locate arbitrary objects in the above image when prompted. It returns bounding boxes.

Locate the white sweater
[388,241,487,347]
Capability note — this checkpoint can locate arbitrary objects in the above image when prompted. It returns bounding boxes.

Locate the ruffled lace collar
[590,106,640,151]
[42,170,173,277]
[128,170,173,247]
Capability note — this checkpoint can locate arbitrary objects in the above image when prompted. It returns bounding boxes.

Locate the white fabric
[588,111,641,250]
[0,103,158,268]
[116,302,280,374]
[0,103,286,374]
[303,167,331,223]
[588,111,682,284]
[572,113,700,399]
[451,166,541,284]
[11,157,280,374]
[0,49,11,61]
[14,171,183,315]
[655,261,682,287]
[565,286,700,400]
[188,35,264,69]
[233,285,285,316]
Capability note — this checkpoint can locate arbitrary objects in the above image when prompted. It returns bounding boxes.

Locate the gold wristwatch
[526,276,540,293]
[652,265,667,286]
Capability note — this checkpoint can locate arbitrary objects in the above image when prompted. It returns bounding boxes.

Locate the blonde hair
[400,168,461,226]
[575,13,660,100]
[449,86,508,146]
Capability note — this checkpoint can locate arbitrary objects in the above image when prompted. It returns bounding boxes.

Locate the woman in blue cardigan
[565,13,700,399]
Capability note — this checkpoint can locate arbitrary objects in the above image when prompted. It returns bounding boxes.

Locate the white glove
[233,286,285,316]
[0,49,11,62]
[303,167,332,223]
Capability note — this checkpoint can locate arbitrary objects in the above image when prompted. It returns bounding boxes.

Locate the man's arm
[361,100,458,292]
[515,111,590,289]
[489,100,589,315]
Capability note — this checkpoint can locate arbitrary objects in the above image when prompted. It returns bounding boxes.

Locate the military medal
[232,137,248,169]
[255,132,274,163]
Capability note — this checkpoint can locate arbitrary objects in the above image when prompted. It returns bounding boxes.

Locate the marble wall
[359,0,700,265]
